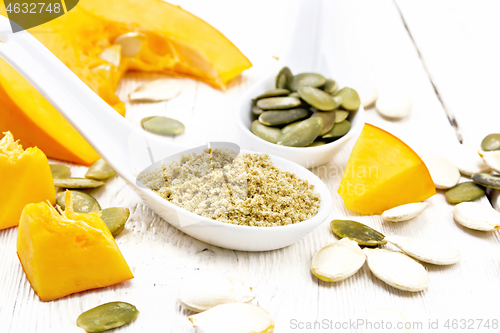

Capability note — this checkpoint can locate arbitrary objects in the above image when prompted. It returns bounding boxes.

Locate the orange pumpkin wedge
[17,191,134,302]
[338,123,435,215]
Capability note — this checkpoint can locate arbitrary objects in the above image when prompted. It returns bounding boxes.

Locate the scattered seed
[334,110,349,123]
[275,66,293,89]
[356,80,378,108]
[311,110,336,135]
[424,156,461,189]
[277,117,323,147]
[322,120,351,139]
[251,120,282,144]
[129,79,181,102]
[98,45,121,67]
[54,178,105,189]
[364,248,429,292]
[256,96,301,110]
[189,303,274,333]
[259,109,308,126]
[385,235,461,265]
[56,191,101,213]
[310,238,366,282]
[50,164,71,179]
[481,133,500,151]
[375,92,412,119]
[445,182,485,204]
[253,88,290,101]
[77,302,139,333]
[141,116,185,136]
[113,32,146,57]
[453,202,500,231]
[382,202,428,222]
[330,219,386,246]
[479,151,500,173]
[177,275,255,313]
[100,207,130,236]
[85,159,115,180]
[446,144,490,176]
[323,79,338,94]
[472,172,500,190]
[289,73,326,91]
[299,86,338,111]
[335,87,361,111]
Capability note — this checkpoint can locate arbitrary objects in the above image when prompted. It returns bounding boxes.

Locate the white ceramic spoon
[0,15,332,251]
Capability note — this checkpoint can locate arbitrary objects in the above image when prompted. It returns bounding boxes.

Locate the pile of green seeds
[250,67,360,147]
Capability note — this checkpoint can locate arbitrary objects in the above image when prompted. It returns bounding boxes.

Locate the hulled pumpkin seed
[277,117,323,147]
[256,96,301,110]
[276,66,293,89]
[259,109,308,126]
[299,86,338,111]
[323,79,338,94]
[113,32,146,57]
[445,181,485,204]
[335,87,361,111]
[311,110,336,135]
[289,73,326,91]
[322,120,351,139]
[472,172,500,190]
[50,164,71,179]
[453,202,500,231]
[281,121,302,135]
[251,120,282,144]
[77,302,139,332]
[100,207,130,236]
[141,116,185,136]
[481,133,500,151]
[334,110,349,123]
[308,141,327,147]
[251,105,264,117]
[54,178,105,189]
[330,219,386,246]
[288,92,300,98]
[385,235,461,265]
[85,159,115,180]
[252,88,290,101]
[56,191,101,213]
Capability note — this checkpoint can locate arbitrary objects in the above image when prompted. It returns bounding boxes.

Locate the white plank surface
[1,1,500,332]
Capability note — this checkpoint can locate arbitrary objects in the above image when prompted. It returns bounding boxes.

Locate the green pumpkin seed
[77,302,139,333]
[481,134,500,151]
[141,116,185,136]
[311,110,336,135]
[330,219,387,246]
[308,141,327,147]
[85,159,115,180]
[256,97,301,110]
[472,173,500,190]
[49,164,71,179]
[288,92,300,98]
[251,120,282,144]
[323,79,338,94]
[335,87,361,111]
[289,73,326,91]
[276,66,293,89]
[100,207,130,236]
[56,191,101,213]
[251,105,264,117]
[54,178,105,189]
[259,109,308,126]
[322,120,351,139]
[253,88,290,101]
[277,117,323,147]
[335,110,349,123]
[445,182,485,204]
[281,121,303,135]
[298,86,339,111]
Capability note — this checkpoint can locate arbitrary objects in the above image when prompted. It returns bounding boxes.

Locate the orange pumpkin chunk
[338,124,435,215]
[17,192,134,301]
[0,132,55,230]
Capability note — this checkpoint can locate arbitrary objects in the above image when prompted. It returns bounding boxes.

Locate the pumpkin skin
[338,123,435,215]
[0,1,251,165]
[17,192,134,302]
[0,132,55,230]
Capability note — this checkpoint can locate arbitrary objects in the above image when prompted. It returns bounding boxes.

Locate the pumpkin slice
[0,132,55,230]
[338,124,435,215]
[17,192,134,301]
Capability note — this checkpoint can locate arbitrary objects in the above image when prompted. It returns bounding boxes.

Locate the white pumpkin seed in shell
[355,80,378,108]
[385,235,461,265]
[453,202,500,231]
[177,275,255,313]
[189,303,274,333]
[445,144,490,176]
[479,150,500,173]
[364,248,428,292]
[375,92,412,119]
[382,202,428,222]
[423,156,460,189]
[98,45,121,67]
[113,32,146,57]
[129,79,181,102]
[310,238,366,282]
[361,308,413,333]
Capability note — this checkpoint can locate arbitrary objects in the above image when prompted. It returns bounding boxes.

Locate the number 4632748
[5,2,62,14]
